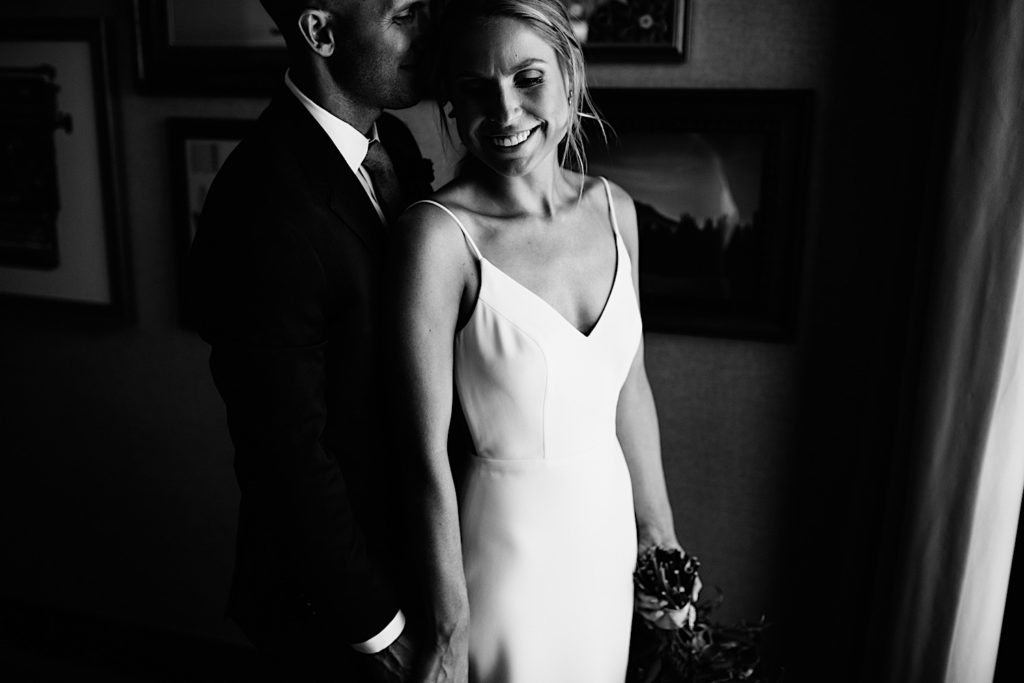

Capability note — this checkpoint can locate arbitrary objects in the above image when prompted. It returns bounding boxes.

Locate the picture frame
[586,89,813,341]
[167,117,254,324]
[133,0,690,95]
[133,0,287,95]
[0,17,130,316]
[570,0,689,61]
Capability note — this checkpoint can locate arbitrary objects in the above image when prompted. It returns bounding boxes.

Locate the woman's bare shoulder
[397,190,475,268]
[581,174,639,252]
[583,174,633,208]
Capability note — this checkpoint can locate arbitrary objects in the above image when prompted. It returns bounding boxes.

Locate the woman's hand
[634,540,699,631]
[635,592,696,630]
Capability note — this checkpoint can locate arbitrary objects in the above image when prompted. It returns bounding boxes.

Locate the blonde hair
[435,0,605,175]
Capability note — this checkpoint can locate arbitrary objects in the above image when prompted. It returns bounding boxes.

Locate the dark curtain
[787,1,1024,682]
[872,0,1024,680]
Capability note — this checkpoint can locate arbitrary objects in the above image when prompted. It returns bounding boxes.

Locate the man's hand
[362,630,418,683]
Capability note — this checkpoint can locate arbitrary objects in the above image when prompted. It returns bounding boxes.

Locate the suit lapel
[263,90,387,254]
[328,166,388,253]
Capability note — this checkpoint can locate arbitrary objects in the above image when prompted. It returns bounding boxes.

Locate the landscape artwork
[587,89,811,339]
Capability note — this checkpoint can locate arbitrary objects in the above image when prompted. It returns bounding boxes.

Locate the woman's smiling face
[447,16,571,178]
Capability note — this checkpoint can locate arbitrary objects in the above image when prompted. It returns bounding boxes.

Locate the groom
[189,1,435,679]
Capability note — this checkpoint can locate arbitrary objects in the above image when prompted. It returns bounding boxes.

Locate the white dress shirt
[285,71,388,224]
[284,72,405,655]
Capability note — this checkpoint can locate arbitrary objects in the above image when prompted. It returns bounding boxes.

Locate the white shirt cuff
[351,609,405,654]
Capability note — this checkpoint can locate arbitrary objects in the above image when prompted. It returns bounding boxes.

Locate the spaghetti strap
[409,199,483,261]
[598,177,621,238]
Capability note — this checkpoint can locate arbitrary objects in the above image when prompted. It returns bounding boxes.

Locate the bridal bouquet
[628,547,774,683]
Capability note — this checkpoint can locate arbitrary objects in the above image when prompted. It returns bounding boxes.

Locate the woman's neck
[466,157,576,219]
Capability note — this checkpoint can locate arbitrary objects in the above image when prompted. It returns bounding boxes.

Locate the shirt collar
[284,70,379,174]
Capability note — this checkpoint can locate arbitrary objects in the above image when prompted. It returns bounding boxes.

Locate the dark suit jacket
[189,89,433,648]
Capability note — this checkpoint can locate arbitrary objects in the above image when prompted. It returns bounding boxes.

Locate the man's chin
[388,69,431,108]
[384,90,425,111]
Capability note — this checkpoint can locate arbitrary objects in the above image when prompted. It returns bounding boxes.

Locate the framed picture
[134,0,689,95]
[0,17,130,315]
[133,0,287,94]
[569,0,688,61]
[586,89,813,341]
[167,117,254,323]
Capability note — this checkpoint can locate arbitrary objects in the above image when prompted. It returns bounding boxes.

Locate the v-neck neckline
[479,230,621,339]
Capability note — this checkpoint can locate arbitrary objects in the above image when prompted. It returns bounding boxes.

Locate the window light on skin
[447,17,572,180]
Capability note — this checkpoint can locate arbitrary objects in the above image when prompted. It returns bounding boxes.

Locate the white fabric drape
[887,1,1024,681]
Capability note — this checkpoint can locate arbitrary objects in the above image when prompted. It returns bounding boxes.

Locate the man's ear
[297,9,336,57]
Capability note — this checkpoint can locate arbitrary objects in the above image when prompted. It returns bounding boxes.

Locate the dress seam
[456,296,549,460]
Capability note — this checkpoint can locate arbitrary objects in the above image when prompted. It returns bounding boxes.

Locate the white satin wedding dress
[416,177,640,682]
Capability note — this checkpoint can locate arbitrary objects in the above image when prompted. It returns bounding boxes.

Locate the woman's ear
[297,9,336,57]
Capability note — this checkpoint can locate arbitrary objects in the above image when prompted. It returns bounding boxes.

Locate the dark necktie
[362,139,403,225]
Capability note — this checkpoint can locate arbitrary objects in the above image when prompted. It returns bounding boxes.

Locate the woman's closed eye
[515,71,544,88]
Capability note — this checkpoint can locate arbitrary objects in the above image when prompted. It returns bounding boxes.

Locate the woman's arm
[390,202,475,681]
[610,182,680,552]
[617,341,680,552]
[609,181,688,630]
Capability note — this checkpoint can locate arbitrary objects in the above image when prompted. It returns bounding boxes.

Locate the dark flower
[634,546,703,614]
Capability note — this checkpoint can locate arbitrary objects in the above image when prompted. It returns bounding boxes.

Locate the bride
[392,1,685,680]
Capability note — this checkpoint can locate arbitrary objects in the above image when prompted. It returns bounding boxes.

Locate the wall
[591,1,836,632]
[1,0,845,656]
